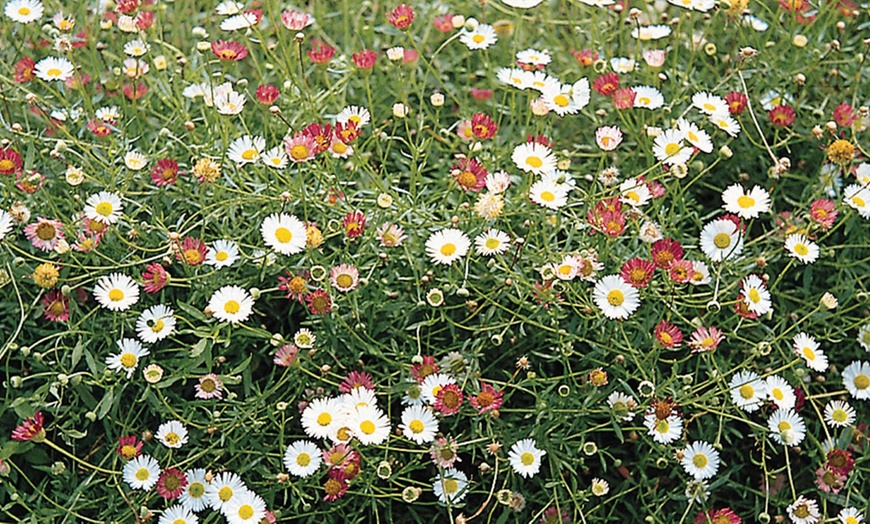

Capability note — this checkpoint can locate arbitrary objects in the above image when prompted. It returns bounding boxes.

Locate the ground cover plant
[1,0,869,522]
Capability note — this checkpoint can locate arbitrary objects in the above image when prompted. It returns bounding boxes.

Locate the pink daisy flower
[24,217,64,252]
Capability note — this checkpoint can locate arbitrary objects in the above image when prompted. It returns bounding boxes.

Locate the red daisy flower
[278,270,310,302]
[342,211,366,238]
[13,57,36,83]
[12,412,45,442]
[115,0,139,14]
[156,467,188,499]
[469,88,493,100]
[273,344,299,367]
[832,102,857,127]
[87,118,112,136]
[654,320,683,349]
[302,123,333,155]
[42,290,70,322]
[338,371,376,393]
[527,134,554,148]
[620,258,656,288]
[809,199,837,229]
[123,82,147,100]
[693,508,742,524]
[724,91,748,115]
[212,40,248,61]
[308,39,335,64]
[177,237,208,266]
[306,288,332,316]
[352,49,377,69]
[826,448,855,476]
[150,158,179,186]
[256,84,279,104]
[433,14,454,33]
[734,293,760,319]
[323,470,350,501]
[334,121,361,144]
[650,238,684,269]
[388,4,415,29]
[573,49,599,67]
[116,435,144,460]
[769,105,796,127]
[410,356,439,383]
[0,148,23,175]
[669,259,694,284]
[470,113,498,140]
[453,157,488,192]
[434,384,464,415]
[469,381,504,414]
[593,73,620,96]
[141,262,169,294]
[612,87,636,110]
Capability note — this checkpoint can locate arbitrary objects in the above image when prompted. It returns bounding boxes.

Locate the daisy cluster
[1,0,869,523]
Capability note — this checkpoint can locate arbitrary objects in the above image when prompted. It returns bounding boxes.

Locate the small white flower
[508,439,546,478]
[156,420,189,449]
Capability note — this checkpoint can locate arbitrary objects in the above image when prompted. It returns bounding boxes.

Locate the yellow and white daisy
[420,373,456,404]
[261,213,307,255]
[722,184,770,219]
[226,135,265,166]
[854,163,870,186]
[349,405,390,446]
[692,92,728,115]
[631,24,672,40]
[842,360,870,400]
[541,84,580,116]
[94,273,140,311]
[741,274,772,316]
[793,332,827,372]
[844,184,870,219]
[681,441,719,480]
[84,191,123,225]
[765,375,796,410]
[335,105,371,128]
[784,233,819,264]
[632,86,664,110]
[205,240,240,268]
[294,328,316,349]
[459,24,498,50]
[526,70,561,93]
[508,438,546,478]
[786,497,819,524]
[215,1,244,15]
[593,275,640,320]
[699,218,744,262]
[729,371,766,412]
[837,508,864,524]
[433,470,468,504]
[767,409,806,446]
[122,58,149,78]
[220,11,259,31]
[529,179,568,210]
[496,67,532,90]
[95,106,121,122]
[136,304,176,344]
[283,440,323,477]
[5,0,43,23]
[474,229,510,256]
[179,469,209,513]
[106,338,150,378]
[34,56,73,81]
[609,57,635,73]
[123,454,160,490]
[260,146,288,169]
[123,38,150,57]
[619,178,652,208]
[208,285,254,323]
[0,209,16,240]
[124,151,148,170]
[156,419,188,449]
[425,228,470,265]
[677,118,713,153]
[205,471,247,512]
[157,505,196,524]
[823,400,856,428]
[652,129,692,166]
[400,404,439,444]
[516,48,551,67]
[709,111,741,137]
[214,90,246,115]
[644,413,683,444]
[301,397,340,440]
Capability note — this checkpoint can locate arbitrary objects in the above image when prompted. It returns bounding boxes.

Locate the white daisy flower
[261,146,288,169]
[678,118,713,153]
[793,332,827,372]
[340,386,378,412]
[220,11,259,31]
[5,0,43,23]
[699,218,744,262]
[124,151,148,170]
[156,420,188,449]
[433,469,468,504]
[823,400,856,428]
[729,370,766,412]
[293,328,316,349]
[858,323,870,352]
[606,391,637,422]
[214,90,246,115]
[768,409,806,446]
[842,361,870,400]
[526,70,561,93]
[512,142,557,174]
[474,229,510,256]
[34,56,74,81]
[136,304,176,343]
[632,86,664,109]
[541,84,580,116]
[593,275,640,320]
[205,240,240,268]
[644,413,683,444]
[508,438,546,478]
[123,454,160,490]
[460,24,497,50]
[95,106,121,122]
[784,234,819,264]
[226,135,265,166]
[106,338,149,379]
[689,260,711,285]
[786,496,820,524]
[610,57,635,73]
[681,441,720,480]
[123,39,150,57]
[261,213,307,255]
[709,111,741,137]
[844,184,870,219]
[619,178,651,208]
[741,274,773,316]
[400,404,439,444]
[837,507,864,524]
[854,163,870,186]
[766,375,796,410]
[652,128,693,165]
[157,505,197,524]
[94,273,140,311]
[284,440,323,477]
[529,179,569,210]
[503,0,544,7]
[497,67,532,90]
[335,105,371,128]
[425,228,470,265]
[178,469,209,513]
[420,373,456,404]
[84,191,123,225]
[208,285,254,324]
[692,92,728,115]
[215,1,244,15]
[552,255,580,281]
[516,48,551,66]
[631,24,671,40]
[301,397,340,440]
[0,210,16,240]
[349,405,390,446]
[224,489,266,524]
[122,58,149,78]
[595,126,623,151]
[205,471,247,512]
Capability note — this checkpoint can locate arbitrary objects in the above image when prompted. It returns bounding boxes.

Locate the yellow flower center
[409,420,424,433]
[275,227,293,243]
[655,419,670,433]
[290,144,310,160]
[164,432,180,445]
[713,233,731,249]
[832,410,847,422]
[36,222,57,240]
[472,34,485,44]
[625,191,640,203]
[748,289,761,303]
[440,243,456,256]
[777,421,792,432]
[772,389,783,400]
[108,289,125,302]
[854,374,870,390]
[485,238,501,250]
[553,94,570,107]
[664,143,681,156]
[851,196,866,208]
[224,300,240,314]
[739,384,754,399]
[703,102,716,112]
[47,68,62,77]
[692,454,708,468]
[333,142,347,154]
[238,504,254,519]
[336,274,354,288]
[520,451,535,466]
[526,156,543,168]
[241,149,257,160]
[802,346,816,360]
[219,486,233,502]
[360,420,376,435]
[541,191,555,202]
[607,289,625,306]
[135,467,150,481]
[120,353,137,368]
[296,452,311,467]
[660,332,673,345]
[793,243,809,256]
[737,195,755,208]
[215,251,229,261]
[95,202,113,217]
[443,479,459,493]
